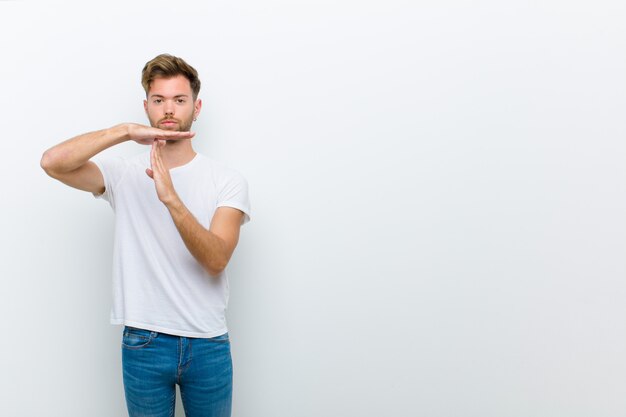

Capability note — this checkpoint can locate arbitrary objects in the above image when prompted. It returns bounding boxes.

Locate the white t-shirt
[93,151,250,338]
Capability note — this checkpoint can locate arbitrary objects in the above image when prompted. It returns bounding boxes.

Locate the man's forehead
[148,75,193,96]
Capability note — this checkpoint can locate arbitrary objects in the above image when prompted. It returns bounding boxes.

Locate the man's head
[142,54,202,132]
[142,54,201,100]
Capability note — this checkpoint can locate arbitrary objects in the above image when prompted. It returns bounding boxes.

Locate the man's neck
[160,139,196,169]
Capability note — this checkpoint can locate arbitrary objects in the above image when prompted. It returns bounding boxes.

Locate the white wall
[1,1,625,416]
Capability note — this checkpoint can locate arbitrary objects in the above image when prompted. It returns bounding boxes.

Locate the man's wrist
[106,123,132,144]
[163,194,184,213]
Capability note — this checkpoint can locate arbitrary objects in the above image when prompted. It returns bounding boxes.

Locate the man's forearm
[165,198,229,277]
[41,124,129,174]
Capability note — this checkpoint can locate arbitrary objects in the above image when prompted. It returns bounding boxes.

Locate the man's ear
[194,99,202,119]
[143,99,148,114]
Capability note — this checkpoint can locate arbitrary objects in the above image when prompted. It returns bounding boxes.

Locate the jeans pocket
[122,327,155,350]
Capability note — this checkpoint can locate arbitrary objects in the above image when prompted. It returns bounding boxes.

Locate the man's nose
[164,100,175,115]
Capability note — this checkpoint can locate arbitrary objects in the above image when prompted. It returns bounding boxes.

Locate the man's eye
[153,99,162,104]
[176,99,185,104]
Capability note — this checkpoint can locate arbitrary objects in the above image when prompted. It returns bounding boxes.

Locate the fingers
[150,139,167,175]
[153,129,195,140]
[147,139,178,204]
[153,140,165,169]
[128,123,195,144]
[150,139,156,170]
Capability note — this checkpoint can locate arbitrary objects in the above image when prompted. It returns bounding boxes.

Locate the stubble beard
[150,113,194,133]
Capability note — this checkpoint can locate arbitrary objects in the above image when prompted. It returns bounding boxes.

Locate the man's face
[144,75,201,132]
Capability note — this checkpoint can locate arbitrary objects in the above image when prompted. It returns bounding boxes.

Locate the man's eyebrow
[150,94,190,98]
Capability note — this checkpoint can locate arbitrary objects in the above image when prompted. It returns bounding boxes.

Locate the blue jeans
[121,326,233,417]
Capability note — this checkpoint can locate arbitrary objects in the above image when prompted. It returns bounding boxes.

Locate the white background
[1,1,625,416]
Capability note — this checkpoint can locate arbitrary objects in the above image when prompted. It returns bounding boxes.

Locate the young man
[41,54,250,417]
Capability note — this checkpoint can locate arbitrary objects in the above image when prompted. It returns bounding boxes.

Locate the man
[40,54,250,417]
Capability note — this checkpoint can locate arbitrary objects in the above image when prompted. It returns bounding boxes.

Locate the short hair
[141,54,201,100]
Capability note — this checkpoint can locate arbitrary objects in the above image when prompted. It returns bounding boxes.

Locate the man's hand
[126,123,195,145]
[146,139,179,205]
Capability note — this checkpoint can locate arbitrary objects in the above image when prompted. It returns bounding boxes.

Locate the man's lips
[160,120,178,125]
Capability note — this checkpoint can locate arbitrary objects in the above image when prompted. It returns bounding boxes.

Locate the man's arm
[148,140,244,276]
[40,123,195,194]
[168,203,243,277]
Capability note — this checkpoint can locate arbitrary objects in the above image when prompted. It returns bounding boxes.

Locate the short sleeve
[91,155,128,207]
[216,169,251,225]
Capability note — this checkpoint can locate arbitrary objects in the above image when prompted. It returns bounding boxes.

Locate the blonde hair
[141,54,201,100]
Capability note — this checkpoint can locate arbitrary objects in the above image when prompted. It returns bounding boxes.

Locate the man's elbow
[40,149,63,177]
[205,256,228,277]
[206,268,225,277]
[206,264,226,277]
